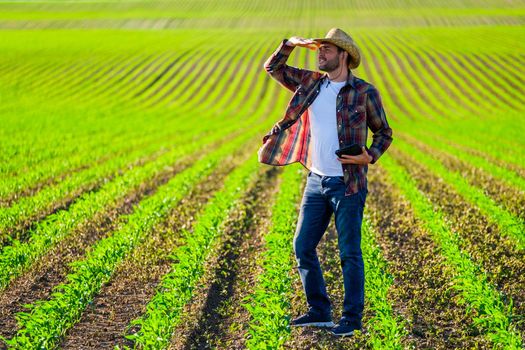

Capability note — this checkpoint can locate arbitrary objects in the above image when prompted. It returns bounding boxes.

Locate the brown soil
[0,154,199,346]
[390,146,525,335]
[57,138,267,349]
[493,53,525,81]
[473,53,525,93]
[0,132,237,345]
[368,162,490,349]
[167,166,281,350]
[1,139,179,245]
[1,162,92,208]
[59,154,242,349]
[461,53,525,106]
[401,133,525,221]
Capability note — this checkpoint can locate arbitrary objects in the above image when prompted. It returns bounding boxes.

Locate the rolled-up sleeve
[365,86,393,164]
[263,39,312,92]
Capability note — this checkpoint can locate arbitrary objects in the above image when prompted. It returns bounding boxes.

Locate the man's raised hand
[285,36,320,50]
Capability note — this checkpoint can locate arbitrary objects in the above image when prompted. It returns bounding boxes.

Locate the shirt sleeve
[365,85,393,164]
[262,39,314,92]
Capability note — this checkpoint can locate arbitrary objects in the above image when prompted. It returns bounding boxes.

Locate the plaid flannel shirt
[258,39,393,196]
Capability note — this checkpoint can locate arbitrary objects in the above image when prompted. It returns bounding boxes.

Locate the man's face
[317,42,345,72]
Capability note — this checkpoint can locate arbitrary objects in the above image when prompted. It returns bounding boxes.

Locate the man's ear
[341,51,348,63]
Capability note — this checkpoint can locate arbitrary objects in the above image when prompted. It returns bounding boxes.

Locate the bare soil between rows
[168,166,281,350]
[0,138,227,346]
[0,155,199,346]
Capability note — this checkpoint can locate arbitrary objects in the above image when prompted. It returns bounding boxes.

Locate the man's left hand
[337,146,373,165]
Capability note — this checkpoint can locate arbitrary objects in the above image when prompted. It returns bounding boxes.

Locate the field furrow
[366,161,492,349]
[389,145,525,334]
[380,153,522,348]
[1,1,523,348]
[393,137,525,249]
[165,167,281,350]
[3,124,266,349]
[60,139,267,349]
[401,133,525,219]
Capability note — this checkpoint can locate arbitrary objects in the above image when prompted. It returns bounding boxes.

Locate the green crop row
[385,33,478,118]
[124,155,261,349]
[393,137,524,250]
[0,103,199,197]
[0,29,283,240]
[0,126,207,236]
[361,216,408,349]
[1,41,229,178]
[1,124,263,349]
[1,122,174,201]
[398,130,525,194]
[0,100,269,291]
[391,33,525,164]
[0,93,256,238]
[360,29,525,169]
[3,30,248,175]
[381,153,523,349]
[0,31,270,196]
[243,164,304,349]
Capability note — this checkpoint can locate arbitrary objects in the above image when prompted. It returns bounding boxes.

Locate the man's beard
[318,56,340,72]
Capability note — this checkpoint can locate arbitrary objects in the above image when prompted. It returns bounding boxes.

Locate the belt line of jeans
[309,170,344,181]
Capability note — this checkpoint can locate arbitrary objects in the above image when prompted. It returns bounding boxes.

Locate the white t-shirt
[308,78,347,176]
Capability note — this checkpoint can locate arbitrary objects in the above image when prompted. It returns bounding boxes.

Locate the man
[258,28,393,337]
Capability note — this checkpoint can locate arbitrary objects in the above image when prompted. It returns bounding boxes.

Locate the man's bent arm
[365,86,393,164]
[263,39,314,92]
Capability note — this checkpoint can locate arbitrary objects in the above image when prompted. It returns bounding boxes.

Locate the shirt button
[340,140,343,144]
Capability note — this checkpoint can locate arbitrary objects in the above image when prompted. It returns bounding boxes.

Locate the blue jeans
[293,170,367,325]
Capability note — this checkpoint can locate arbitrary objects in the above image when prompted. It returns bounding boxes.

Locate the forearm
[262,39,305,92]
[263,39,293,71]
[367,126,393,164]
[366,87,393,164]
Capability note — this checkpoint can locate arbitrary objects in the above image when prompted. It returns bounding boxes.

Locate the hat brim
[311,38,361,69]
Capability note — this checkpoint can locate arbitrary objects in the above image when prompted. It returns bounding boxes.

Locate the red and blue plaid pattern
[258,39,393,196]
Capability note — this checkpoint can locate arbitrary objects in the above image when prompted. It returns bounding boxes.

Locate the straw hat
[312,28,361,69]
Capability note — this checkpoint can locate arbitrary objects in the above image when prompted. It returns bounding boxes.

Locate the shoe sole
[291,321,335,328]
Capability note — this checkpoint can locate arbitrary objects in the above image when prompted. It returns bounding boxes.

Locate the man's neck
[327,68,350,82]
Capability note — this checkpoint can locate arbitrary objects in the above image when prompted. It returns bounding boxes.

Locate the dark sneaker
[290,311,335,328]
[331,319,361,337]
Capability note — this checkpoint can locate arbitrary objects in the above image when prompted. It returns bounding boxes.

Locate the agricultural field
[0,0,524,349]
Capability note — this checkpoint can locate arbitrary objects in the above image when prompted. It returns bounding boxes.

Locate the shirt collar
[320,70,355,89]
